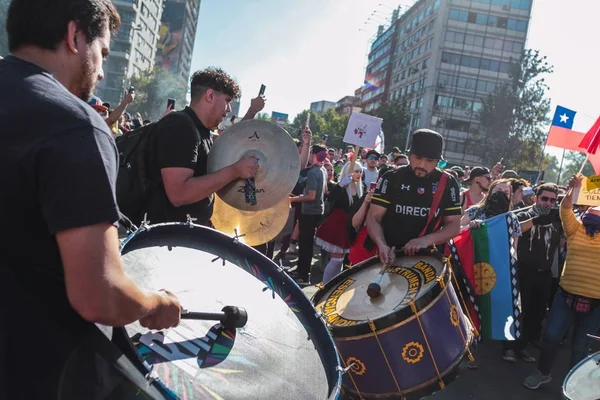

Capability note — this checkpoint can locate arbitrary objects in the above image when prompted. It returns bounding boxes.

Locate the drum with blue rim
[117,222,342,399]
[313,248,475,399]
[562,351,600,400]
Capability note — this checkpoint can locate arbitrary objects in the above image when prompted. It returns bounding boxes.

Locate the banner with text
[574,176,600,206]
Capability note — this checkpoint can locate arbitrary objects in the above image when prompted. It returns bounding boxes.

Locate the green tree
[367,99,410,151]
[319,108,350,149]
[0,0,10,57]
[557,151,594,185]
[288,110,326,140]
[476,49,553,169]
[256,112,271,121]
[128,67,188,121]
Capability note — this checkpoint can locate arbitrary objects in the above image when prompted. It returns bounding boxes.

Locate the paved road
[293,253,580,400]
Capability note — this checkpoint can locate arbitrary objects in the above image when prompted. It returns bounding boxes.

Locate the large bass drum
[313,248,474,399]
[116,222,342,399]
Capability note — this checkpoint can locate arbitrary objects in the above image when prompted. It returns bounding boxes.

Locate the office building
[96,0,164,107]
[156,0,202,84]
[310,100,337,114]
[335,95,362,116]
[362,0,532,164]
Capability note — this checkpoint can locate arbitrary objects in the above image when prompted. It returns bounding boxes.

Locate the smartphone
[369,181,377,191]
[128,86,135,94]
[323,134,329,141]
[167,98,176,110]
[259,84,266,96]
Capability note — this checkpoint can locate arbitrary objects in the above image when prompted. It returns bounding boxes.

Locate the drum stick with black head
[367,247,396,298]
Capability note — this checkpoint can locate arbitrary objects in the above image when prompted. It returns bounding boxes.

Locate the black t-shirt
[144,107,213,225]
[0,56,120,398]
[516,209,562,271]
[371,166,461,249]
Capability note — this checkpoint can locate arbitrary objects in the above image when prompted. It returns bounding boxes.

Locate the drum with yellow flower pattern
[313,248,475,399]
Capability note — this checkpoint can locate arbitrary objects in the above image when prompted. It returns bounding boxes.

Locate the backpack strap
[418,172,449,237]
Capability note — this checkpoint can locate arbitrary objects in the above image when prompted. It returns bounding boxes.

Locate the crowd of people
[2,0,600,398]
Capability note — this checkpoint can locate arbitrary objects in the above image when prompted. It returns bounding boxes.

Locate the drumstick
[181,306,248,329]
[587,333,600,342]
[367,247,396,298]
[367,263,389,298]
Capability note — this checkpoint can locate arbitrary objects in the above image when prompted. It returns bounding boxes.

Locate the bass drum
[117,222,342,399]
[562,351,600,400]
[313,249,475,400]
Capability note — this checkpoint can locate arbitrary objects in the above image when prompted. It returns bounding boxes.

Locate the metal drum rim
[562,350,600,400]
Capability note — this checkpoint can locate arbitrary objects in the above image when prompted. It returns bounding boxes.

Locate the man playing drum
[367,129,462,264]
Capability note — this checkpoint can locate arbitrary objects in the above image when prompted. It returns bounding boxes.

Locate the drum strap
[81,327,165,399]
[418,172,449,237]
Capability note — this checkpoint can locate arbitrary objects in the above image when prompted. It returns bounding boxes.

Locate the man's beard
[409,165,433,178]
[476,181,489,193]
[76,57,98,102]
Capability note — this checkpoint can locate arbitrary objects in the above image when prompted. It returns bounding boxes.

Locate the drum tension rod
[181,306,248,329]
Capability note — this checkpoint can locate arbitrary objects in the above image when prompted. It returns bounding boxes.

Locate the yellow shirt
[560,206,600,299]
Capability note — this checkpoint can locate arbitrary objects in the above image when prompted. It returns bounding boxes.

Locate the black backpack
[114,122,160,222]
[115,111,197,222]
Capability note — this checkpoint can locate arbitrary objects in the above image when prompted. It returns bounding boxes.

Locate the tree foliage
[558,151,594,184]
[128,67,188,121]
[367,99,411,151]
[287,109,349,149]
[476,49,553,170]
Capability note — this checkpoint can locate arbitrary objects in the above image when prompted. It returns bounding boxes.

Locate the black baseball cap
[408,129,444,160]
[366,149,380,157]
[469,166,490,180]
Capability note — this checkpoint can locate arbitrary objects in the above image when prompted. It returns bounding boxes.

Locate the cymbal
[211,195,291,247]
[207,119,300,212]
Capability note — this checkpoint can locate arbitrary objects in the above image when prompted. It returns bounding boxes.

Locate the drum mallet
[181,306,248,329]
[367,263,390,298]
[367,247,396,298]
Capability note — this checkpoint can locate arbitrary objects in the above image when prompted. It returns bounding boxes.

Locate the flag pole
[534,126,552,184]
[578,153,589,174]
[556,148,566,184]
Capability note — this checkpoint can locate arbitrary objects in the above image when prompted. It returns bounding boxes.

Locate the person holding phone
[316,162,366,284]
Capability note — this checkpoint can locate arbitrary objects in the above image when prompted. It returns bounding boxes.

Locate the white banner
[343,112,383,148]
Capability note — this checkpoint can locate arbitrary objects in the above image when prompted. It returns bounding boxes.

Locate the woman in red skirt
[316,162,365,283]
[348,188,378,266]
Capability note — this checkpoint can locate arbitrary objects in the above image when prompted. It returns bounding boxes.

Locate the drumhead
[120,223,341,399]
[563,351,600,400]
[315,251,445,327]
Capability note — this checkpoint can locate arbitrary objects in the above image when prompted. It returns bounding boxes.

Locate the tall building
[363,0,532,165]
[156,0,202,84]
[96,0,164,106]
[310,100,336,114]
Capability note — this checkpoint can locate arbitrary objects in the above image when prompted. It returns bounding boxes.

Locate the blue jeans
[537,288,600,375]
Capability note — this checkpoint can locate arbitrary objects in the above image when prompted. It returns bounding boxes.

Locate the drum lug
[144,364,159,384]
[140,213,150,228]
[232,229,246,245]
[185,214,198,226]
[338,363,356,375]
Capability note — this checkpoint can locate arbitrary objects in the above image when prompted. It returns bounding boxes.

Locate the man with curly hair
[141,67,263,225]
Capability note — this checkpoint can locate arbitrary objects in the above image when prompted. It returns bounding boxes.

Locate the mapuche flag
[448,214,521,341]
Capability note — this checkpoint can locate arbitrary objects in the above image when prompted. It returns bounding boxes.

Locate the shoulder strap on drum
[418,172,449,237]
[82,327,165,400]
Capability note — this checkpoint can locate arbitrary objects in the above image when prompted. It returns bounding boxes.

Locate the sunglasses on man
[539,196,557,204]
[367,155,379,160]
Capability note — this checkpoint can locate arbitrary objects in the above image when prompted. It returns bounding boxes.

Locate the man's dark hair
[190,67,241,101]
[394,154,408,162]
[311,144,327,154]
[7,0,121,52]
[509,178,528,192]
[536,183,559,197]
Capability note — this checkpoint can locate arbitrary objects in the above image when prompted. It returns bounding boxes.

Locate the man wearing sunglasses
[461,166,491,212]
[503,183,562,363]
[363,149,380,187]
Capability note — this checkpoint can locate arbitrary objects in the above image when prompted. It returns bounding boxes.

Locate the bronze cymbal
[211,195,291,247]
[207,119,300,211]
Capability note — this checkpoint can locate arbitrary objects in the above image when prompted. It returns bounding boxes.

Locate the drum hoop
[119,222,343,399]
[562,350,600,397]
[313,248,449,338]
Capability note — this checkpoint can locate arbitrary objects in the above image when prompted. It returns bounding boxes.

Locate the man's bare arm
[57,223,176,326]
